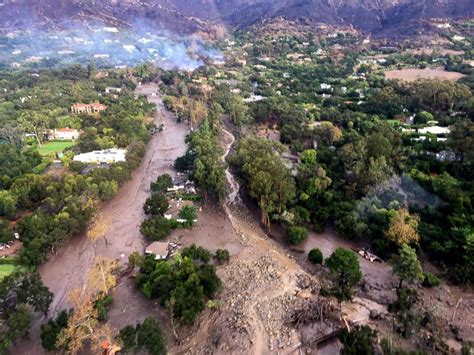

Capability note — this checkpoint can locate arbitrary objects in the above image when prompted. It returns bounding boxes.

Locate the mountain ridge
[0,0,472,38]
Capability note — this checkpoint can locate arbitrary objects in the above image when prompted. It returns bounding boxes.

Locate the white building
[49,128,80,141]
[418,126,450,135]
[73,148,127,164]
[243,95,266,103]
[105,87,122,94]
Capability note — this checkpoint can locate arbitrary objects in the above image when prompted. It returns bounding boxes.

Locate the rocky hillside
[0,0,472,37]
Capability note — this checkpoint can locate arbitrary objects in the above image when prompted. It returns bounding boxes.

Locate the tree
[87,215,110,246]
[448,118,474,165]
[136,250,221,325]
[233,138,295,227]
[0,272,53,315]
[144,193,169,216]
[137,317,167,355]
[4,304,33,343]
[0,272,53,353]
[314,121,342,145]
[18,111,50,147]
[340,325,377,355]
[41,310,71,351]
[325,248,362,301]
[308,248,323,264]
[119,317,167,355]
[140,216,178,241]
[385,209,420,246]
[224,95,250,127]
[388,288,421,338]
[392,244,423,288]
[151,174,173,193]
[181,121,227,202]
[285,225,309,245]
[0,190,17,219]
[181,244,211,263]
[189,99,208,129]
[57,257,118,353]
[135,63,158,82]
[414,111,433,125]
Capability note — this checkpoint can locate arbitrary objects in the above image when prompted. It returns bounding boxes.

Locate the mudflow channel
[14,83,189,354]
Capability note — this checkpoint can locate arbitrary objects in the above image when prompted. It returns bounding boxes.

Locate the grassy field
[0,264,16,280]
[0,263,28,280]
[37,140,76,156]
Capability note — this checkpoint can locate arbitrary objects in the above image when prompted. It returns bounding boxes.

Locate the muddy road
[14,83,189,354]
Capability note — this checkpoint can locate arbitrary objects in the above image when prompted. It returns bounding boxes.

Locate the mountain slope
[0,0,472,37]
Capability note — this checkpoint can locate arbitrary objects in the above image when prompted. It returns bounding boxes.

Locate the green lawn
[0,264,16,280]
[0,263,28,280]
[385,119,401,126]
[37,141,76,156]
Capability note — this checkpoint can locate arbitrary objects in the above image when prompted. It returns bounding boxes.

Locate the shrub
[215,249,230,264]
[94,294,113,321]
[118,325,137,353]
[285,226,309,245]
[308,248,323,264]
[340,325,377,355]
[422,272,441,288]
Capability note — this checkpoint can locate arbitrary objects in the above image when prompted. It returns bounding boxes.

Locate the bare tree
[88,215,111,246]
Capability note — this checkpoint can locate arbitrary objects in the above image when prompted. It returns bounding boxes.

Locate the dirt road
[14,83,189,354]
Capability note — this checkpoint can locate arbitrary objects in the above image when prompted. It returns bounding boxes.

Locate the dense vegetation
[0,272,53,353]
[0,66,155,267]
[157,25,474,286]
[135,245,221,325]
[119,317,166,355]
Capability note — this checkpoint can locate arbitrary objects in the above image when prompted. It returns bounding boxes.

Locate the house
[452,35,465,42]
[243,95,266,103]
[105,87,122,94]
[71,102,107,114]
[145,241,170,260]
[418,126,450,135]
[73,148,127,164]
[49,127,80,140]
[435,23,450,29]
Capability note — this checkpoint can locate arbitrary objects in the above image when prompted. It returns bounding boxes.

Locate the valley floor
[12,83,473,355]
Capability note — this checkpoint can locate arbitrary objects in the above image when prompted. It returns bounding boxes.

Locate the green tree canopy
[392,244,423,288]
[325,248,362,301]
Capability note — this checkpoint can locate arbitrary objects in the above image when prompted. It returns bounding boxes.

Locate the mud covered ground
[14,83,189,354]
[13,83,473,355]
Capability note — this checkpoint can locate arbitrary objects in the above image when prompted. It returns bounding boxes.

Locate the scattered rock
[297,289,311,299]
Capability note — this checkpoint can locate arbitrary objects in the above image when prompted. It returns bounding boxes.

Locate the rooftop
[145,241,170,259]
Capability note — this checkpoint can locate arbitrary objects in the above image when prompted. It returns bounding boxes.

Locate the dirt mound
[171,206,333,354]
